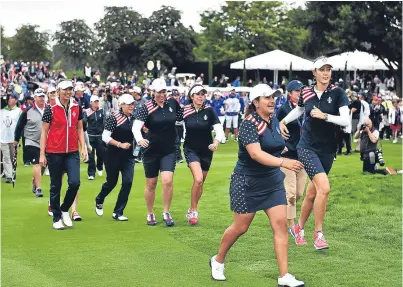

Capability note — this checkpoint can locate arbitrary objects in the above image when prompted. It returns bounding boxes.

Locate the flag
[12,144,18,188]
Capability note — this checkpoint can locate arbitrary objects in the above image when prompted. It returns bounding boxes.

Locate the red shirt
[42,97,83,153]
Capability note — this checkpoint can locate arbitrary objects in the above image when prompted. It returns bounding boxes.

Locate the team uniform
[297,84,349,179]
[183,103,221,171]
[230,112,286,213]
[211,97,226,126]
[95,110,136,219]
[135,98,183,178]
[84,106,105,178]
[42,97,83,228]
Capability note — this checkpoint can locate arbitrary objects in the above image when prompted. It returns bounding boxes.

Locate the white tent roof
[327,50,397,71]
[230,50,314,71]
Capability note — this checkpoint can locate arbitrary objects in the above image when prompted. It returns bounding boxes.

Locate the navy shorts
[143,152,176,178]
[184,148,213,171]
[24,146,40,165]
[297,148,335,180]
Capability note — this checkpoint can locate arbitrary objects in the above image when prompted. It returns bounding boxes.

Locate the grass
[1,139,402,287]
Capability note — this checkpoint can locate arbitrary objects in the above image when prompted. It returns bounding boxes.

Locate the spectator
[389,99,402,144]
[210,76,219,87]
[232,76,241,87]
[0,92,21,183]
[84,63,92,82]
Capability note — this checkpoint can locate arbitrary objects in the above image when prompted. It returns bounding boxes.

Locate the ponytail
[244,103,256,118]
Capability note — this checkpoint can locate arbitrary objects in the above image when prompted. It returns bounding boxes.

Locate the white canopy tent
[327,50,396,71]
[327,50,397,81]
[230,50,314,84]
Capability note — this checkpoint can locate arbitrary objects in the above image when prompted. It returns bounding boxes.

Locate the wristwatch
[323,113,329,121]
[117,142,121,148]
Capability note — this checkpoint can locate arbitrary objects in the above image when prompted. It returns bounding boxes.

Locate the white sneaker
[112,213,128,221]
[61,211,73,227]
[53,219,64,230]
[385,138,390,141]
[95,203,104,216]
[210,255,226,281]
[45,168,50,176]
[393,139,398,144]
[97,170,103,176]
[88,175,95,180]
[278,273,304,287]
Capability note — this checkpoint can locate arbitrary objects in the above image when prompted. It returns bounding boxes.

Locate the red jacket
[46,97,81,153]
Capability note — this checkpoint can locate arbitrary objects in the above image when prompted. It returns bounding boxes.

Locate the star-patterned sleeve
[135,105,148,122]
[42,105,53,123]
[104,114,117,133]
[238,120,259,147]
[171,98,183,121]
[298,93,305,107]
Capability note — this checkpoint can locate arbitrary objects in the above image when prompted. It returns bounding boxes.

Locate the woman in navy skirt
[210,84,304,287]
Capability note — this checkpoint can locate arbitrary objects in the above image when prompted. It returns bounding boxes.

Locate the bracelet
[280,158,284,167]
[117,142,121,148]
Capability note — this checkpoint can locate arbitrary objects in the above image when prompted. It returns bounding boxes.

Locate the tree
[8,24,51,61]
[195,1,308,83]
[94,6,147,72]
[196,1,308,63]
[0,26,11,59]
[54,20,94,70]
[141,6,197,70]
[305,1,402,96]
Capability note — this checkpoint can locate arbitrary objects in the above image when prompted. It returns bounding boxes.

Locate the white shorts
[218,116,225,126]
[225,115,239,129]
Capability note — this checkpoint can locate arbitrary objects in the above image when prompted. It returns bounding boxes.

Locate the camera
[375,149,385,166]
[361,124,367,131]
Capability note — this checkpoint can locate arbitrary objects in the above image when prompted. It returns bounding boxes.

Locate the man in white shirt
[0,93,22,183]
[84,63,92,82]
[224,89,241,141]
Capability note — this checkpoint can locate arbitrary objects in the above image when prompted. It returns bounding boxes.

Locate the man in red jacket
[39,80,87,230]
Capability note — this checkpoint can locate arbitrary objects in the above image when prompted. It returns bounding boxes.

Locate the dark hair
[244,100,258,118]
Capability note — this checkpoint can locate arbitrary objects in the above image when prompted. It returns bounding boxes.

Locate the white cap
[34,88,46,97]
[189,85,207,95]
[130,86,141,94]
[313,57,333,70]
[74,84,86,92]
[90,95,100,102]
[118,93,135,105]
[57,80,73,90]
[151,78,166,92]
[385,95,392,100]
[47,86,56,93]
[249,84,283,102]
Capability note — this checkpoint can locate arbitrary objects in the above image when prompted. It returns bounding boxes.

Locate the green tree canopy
[1,26,11,59]
[8,24,51,62]
[94,6,147,72]
[141,6,197,69]
[305,1,402,95]
[54,19,94,70]
[195,1,308,63]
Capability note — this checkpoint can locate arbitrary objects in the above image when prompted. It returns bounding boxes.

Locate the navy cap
[286,80,305,92]
[9,92,19,100]
[171,89,179,96]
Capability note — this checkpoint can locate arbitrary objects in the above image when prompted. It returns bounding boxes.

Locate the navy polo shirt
[183,103,220,155]
[277,100,302,160]
[297,84,349,154]
[104,110,135,157]
[234,112,285,176]
[135,97,183,155]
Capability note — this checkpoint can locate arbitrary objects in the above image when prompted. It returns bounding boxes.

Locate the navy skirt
[229,171,287,214]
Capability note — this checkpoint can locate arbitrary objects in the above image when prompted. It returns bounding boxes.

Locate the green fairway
[2,140,402,287]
